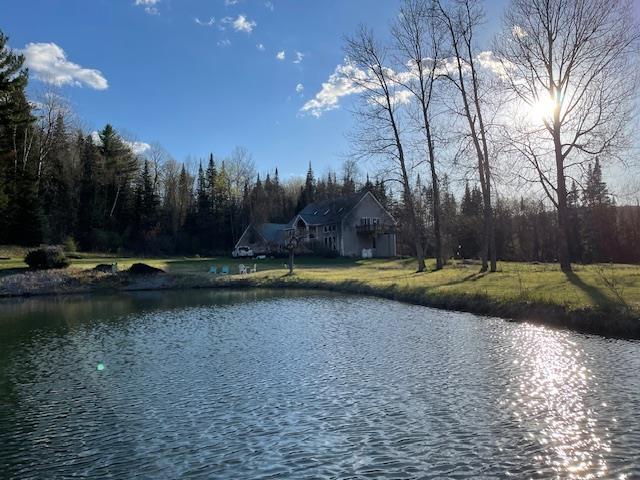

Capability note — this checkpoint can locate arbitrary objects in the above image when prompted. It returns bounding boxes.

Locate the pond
[0,289,638,479]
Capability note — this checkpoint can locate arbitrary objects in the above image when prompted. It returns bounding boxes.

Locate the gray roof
[256,223,287,244]
[292,191,369,226]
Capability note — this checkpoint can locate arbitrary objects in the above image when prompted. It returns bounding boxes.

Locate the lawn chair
[221,265,230,275]
[209,266,218,274]
[238,264,247,274]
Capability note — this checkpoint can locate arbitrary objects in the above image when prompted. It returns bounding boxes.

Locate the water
[0,289,638,479]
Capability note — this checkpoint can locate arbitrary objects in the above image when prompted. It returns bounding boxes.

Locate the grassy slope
[1,250,639,336]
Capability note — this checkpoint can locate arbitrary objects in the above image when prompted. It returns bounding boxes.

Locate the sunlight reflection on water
[501,325,611,478]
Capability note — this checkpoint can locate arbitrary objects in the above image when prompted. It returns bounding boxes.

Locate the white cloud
[217,39,232,47]
[256,43,265,51]
[264,1,274,11]
[195,17,215,27]
[128,140,152,155]
[293,51,304,64]
[301,51,510,118]
[23,42,108,90]
[512,25,527,39]
[224,0,239,5]
[476,51,512,79]
[232,14,256,33]
[301,62,367,117]
[91,131,150,155]
[276,50,285,61]
[295,83,304,94]
[134,0,160,15]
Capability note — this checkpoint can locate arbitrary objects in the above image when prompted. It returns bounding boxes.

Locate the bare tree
[435,0,497,272]
[32,89,70,184]
[392,0,445,270]
[495,0,640,272]
[145,142,170,193]
[226,146,256,200]
[344,26,427,272]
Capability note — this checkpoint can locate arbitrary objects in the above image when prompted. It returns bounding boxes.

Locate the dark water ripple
[0,290,639,479]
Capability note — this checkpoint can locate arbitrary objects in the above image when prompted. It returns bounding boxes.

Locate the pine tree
[581,157,615,262]
[0,30,39,244]
[76,135,100,250]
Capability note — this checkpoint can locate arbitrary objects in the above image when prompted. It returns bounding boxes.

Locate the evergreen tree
[298,162,316,210]
[581,158,616,262]
[76,135,100,250]
[0,30,39,244]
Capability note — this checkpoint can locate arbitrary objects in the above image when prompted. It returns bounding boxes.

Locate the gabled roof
[256,223,287,244]
[294,190,369,226]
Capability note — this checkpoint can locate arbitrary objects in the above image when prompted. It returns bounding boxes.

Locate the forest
[1,0,639,267]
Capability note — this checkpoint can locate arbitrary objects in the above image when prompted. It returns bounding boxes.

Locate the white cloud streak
[302,51,513,118]
[276,50,285,60]
[134,0,160,15]
[300,62,366,117]
[293,51,304,64]
[23,42,108,90]
[195,17,215,26]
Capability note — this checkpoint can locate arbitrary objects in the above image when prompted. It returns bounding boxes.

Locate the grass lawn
[1,248,639,313]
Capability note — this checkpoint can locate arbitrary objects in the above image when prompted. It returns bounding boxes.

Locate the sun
[527,94,558,124]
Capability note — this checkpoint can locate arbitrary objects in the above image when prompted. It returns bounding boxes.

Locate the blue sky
[4,0,509,177]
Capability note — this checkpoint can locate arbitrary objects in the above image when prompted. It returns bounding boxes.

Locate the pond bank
[1,267,638,339]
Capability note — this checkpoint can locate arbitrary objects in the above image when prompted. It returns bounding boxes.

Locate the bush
[309,241,340,258]
[24,246,70,270]
[128,263,164,274]
[63,236,78,253]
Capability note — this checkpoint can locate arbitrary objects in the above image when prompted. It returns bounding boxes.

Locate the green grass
[2,251,638,310]
[2,249,639,336]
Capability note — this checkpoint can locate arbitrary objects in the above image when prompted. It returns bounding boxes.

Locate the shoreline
[1,269,638,340]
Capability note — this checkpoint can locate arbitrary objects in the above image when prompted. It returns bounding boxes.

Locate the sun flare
[528,94,558,123]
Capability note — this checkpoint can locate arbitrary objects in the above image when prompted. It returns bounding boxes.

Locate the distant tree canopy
[1,26,638,264]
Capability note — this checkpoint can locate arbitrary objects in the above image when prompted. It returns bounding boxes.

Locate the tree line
[1,20,639,264]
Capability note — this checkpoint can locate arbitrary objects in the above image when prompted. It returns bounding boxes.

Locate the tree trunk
[555,153,572,273]
[288,249,294,275]
[109,184,121,218]
[426,124,443,270]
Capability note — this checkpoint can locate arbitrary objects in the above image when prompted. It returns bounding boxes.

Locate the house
[235,191,397,258]
[233,222,287,255]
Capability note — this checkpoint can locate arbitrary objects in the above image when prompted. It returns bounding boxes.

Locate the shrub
[309,241,340,258]
[63,236,78,253]
[24,246,70,270]
[128,263,164,274]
